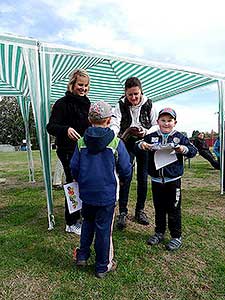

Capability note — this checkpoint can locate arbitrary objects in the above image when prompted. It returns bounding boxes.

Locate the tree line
[0,96,38,148]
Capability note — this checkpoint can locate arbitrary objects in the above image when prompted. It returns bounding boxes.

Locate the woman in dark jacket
[47,69,91,235]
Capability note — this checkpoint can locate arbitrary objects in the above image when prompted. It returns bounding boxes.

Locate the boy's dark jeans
[151,179,182,238]
[57,150,81,225]
[119,149,148,214]
[78,202,115,273]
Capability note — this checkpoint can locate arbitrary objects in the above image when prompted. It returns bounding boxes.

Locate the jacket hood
[84,127,115,154]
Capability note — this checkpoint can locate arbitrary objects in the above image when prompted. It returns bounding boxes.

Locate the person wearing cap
[110,77,158,230]
[70,101,132,278]
[137,107,197,251]
[46,69,91,235]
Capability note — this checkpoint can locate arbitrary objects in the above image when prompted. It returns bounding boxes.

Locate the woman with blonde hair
[47,69,91,235]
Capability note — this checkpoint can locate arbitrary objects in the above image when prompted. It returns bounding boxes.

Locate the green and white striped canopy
[1,33,225,229]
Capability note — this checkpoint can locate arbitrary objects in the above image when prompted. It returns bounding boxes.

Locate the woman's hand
[67,127,81,141]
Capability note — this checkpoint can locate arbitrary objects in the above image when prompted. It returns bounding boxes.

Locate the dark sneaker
[166,237,182,251]
[135,210,149,225]
[73,247,88,267]
[116,212,127,230]
[95,260,117,279]
[147,233,164,245]
[76,259,87,267]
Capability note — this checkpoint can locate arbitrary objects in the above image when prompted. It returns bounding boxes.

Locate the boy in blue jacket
[138,108,197,251]
[70,101,132,278]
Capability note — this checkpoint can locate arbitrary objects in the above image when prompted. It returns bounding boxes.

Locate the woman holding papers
[110,76,158,229]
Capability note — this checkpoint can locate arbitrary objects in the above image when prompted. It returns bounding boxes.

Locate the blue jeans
[78,202,115,273]
[119,148,148,214]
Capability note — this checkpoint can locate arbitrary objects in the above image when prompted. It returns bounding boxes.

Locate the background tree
[0,96,38,148]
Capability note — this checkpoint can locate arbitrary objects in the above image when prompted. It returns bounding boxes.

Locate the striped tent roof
[1,34,225,106]
[49,47,223,106]
[51,55,219,105]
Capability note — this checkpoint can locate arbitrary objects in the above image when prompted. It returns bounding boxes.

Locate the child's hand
[140,141,154,151]
[174,145,184,153]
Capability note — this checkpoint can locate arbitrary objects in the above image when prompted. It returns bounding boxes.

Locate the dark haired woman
[110,77,158,229]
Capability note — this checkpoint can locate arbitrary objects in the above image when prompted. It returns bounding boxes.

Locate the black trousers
[57,150,81,225]
[199,150,220,170]
[119,148,148,214]
[151,179,181,238]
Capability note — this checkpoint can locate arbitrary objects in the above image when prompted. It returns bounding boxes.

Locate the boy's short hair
[158,107,176,120]
[89,101,113,121]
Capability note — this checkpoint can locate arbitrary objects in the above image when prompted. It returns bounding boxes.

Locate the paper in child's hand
[154,146,178,170]
[63,182,82,214]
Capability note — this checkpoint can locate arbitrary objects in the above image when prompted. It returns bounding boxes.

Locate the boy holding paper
[70,101,131,278]
[137,108,197,251]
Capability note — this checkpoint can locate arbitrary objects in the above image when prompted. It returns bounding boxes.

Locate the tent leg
[218,80,225,195]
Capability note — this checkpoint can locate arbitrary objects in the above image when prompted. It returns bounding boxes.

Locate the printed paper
[63,181,82,214]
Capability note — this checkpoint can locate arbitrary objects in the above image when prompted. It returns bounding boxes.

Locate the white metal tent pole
[37,42,55,229]
[22,45,54,230]
[17,96,35,183]
[218,80,225,194]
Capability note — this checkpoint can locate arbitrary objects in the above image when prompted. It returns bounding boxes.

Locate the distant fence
[0,144,15,152]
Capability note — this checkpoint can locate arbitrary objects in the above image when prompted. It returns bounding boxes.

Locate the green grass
[0,151,224,300]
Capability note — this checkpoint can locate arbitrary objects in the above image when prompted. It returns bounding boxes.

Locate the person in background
[137,108,197,251]
[110,76,158,230]
[213,136,225,191]
[213,137,220,162]
[194,132,220,170]
[71,101,131,278]
[46,69,91,235]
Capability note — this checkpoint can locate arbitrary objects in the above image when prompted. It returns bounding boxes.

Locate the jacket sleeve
[110,103,121,136]
[213,139,220,158]
[116,140,132,182]
[70,145,80,181]
[46,101,70,137]
[181,136,198,158]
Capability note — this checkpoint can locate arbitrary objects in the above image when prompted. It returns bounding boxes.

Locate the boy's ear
[106,117,111,125]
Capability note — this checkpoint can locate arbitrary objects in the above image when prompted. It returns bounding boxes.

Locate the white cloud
[0,3,15,13]
[56,24,144,56]
[41,0,82,20]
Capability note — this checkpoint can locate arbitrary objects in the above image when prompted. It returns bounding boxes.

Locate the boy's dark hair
[124,77,143,93]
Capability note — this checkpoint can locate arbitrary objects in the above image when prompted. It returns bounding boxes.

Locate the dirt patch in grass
[0,177,44,189]
[0,271,58,300]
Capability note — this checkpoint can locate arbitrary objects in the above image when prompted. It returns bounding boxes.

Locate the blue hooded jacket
[70,127,132,206]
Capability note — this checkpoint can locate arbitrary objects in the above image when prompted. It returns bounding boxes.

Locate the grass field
[0,151,224,300]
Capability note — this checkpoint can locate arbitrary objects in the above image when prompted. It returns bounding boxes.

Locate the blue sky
[1,0,225,136]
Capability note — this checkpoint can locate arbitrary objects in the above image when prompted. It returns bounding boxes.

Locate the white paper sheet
[154,145,178,170]
[63,181,82,214]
